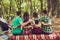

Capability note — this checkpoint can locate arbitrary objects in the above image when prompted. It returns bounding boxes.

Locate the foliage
[2,0,60,19]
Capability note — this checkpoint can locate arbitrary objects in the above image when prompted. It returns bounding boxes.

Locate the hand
[31,24,35,26]
[28,19,32,22]
[9,27,12,30]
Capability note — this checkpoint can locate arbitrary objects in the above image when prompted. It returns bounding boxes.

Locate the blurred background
[0,0,60,33]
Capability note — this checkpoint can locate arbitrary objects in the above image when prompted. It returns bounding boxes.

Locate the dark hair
[23,12,29,22]
[23,12,31,26]
[33,12,39,24]
[33,12,38,18]
[16,11,21,15]
[42,10,47,14]
[23,12,29,17]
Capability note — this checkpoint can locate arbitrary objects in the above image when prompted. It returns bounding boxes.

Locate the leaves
[2,0,60,18]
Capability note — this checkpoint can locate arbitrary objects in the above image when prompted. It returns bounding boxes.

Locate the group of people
[0,10,52,37]
[11,10,52,35]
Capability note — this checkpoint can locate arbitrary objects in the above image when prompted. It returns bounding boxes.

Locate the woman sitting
[32,12,42,34]
[22,12,33,35]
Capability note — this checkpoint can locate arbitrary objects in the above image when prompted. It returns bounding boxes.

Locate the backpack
[0,21,9,31]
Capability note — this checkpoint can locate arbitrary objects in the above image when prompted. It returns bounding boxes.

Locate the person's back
[22,12,32,34]
[40,16,49,23]
[40,10,52,34]
[33,18,39,24]
[23,17,31,26]
[23,12,31,27]
[32,12,42,34]
[12,16,22,28]
[11,11,22,35]
[32,12,39,24]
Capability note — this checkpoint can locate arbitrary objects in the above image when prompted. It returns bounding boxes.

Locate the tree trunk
[51,0,57,16]
[0,0,2,17]
[16,0,21,11]
[47,0,50,13]
[34,0,35,10]
[20,0,21,11]
[26,0,28,11]
[30,0,32,18]
[57,0,60,18]
[40,0,43,13]
[10,0,12,15]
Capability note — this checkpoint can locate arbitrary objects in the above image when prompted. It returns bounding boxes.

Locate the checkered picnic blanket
[11,32,59,40]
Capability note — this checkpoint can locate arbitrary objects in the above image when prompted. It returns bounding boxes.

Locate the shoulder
[15,16,22,20]
[39,16,44,20]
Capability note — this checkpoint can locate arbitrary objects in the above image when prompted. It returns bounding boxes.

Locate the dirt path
[52,18,60,33]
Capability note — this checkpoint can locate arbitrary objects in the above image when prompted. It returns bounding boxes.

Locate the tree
[30,0,33,18]
[57,0,60,18]
[0,0,2,17]
[40,0,43,13]
[51,0,57,16]
[47,0,50,13]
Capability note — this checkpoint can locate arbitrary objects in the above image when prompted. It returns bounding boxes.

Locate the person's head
[23,12,29,17]
[33,12,38,18]
[42,10,48,16]
[16,11,21,16]
[23,12,31,26]
[23,12,29,22]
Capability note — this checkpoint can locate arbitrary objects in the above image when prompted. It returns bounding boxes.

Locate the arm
[40,16,52,26]
[12,21,31,29]
[20,19,32,27]
[41,22,51,26]
[35,22,41,27]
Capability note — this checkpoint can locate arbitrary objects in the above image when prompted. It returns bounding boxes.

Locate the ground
[52,18,60,33]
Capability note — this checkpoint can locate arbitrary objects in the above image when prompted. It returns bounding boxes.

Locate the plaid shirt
[40,16,52,33]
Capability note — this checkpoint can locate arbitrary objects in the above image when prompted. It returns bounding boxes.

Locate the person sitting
[22,12,33,35]
[40,10,52,35]
[32,12,42,34]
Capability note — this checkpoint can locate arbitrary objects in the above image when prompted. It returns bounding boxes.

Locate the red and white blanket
[11,32,60,40]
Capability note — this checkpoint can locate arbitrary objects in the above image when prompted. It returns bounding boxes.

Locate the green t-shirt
[11,16,22,34]
[40,16,52,33]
